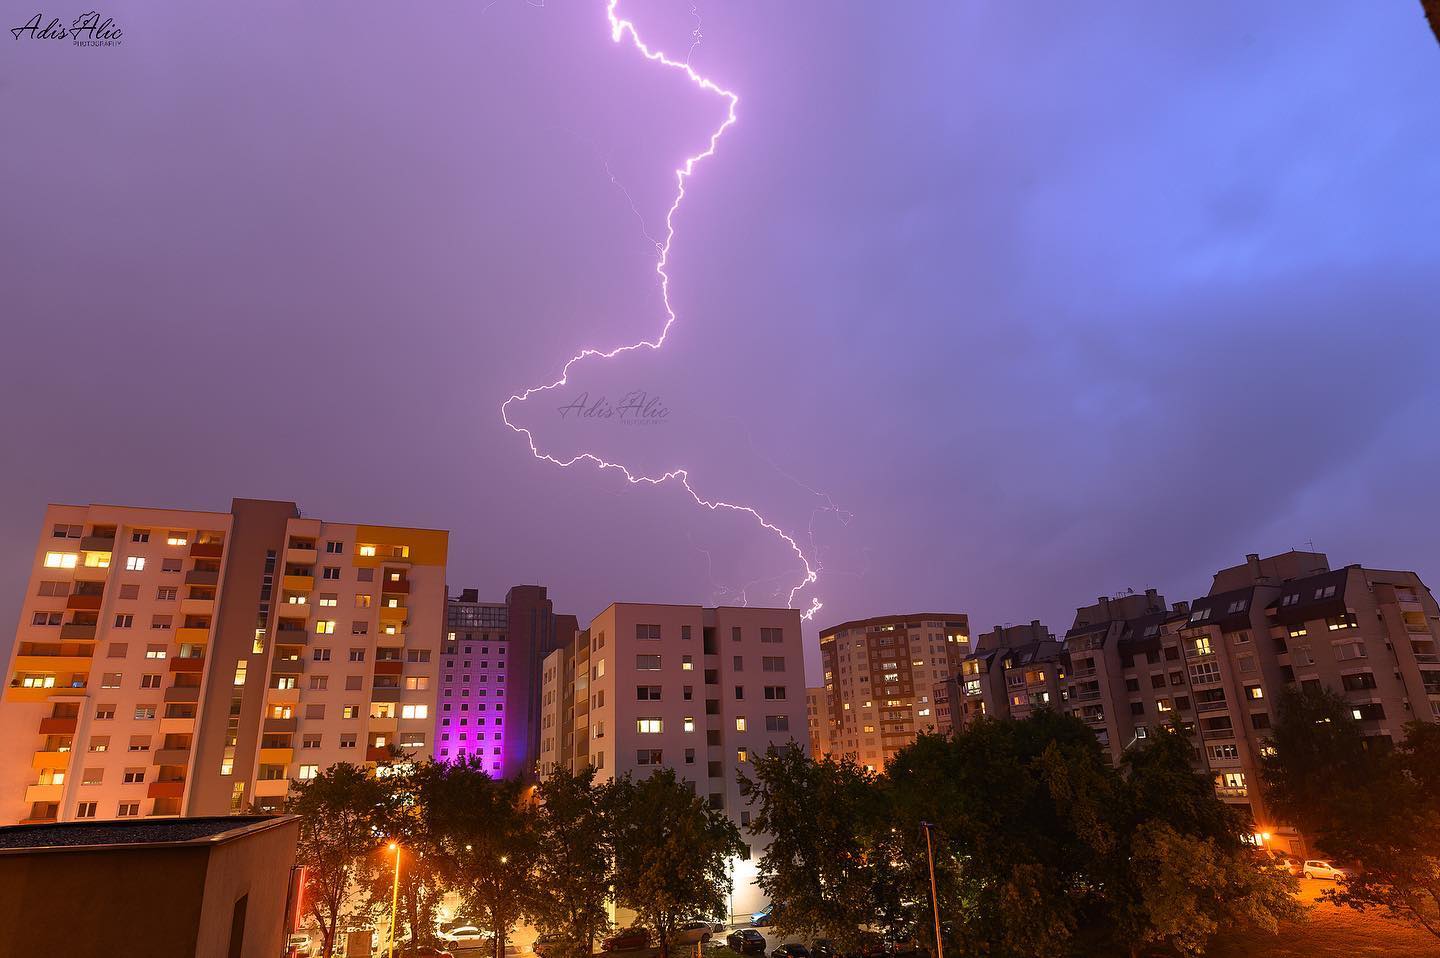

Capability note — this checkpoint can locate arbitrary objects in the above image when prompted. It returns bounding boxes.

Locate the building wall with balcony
[0,503,235,825]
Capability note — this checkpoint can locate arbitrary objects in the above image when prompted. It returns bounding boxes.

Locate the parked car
[602,927,652,952]
[531,933,565,956]
[1267,853,1302,876]
[750,905,780,928]
[287,935,313,958]
[811,940,840,958]
[439,925,490,945]
[727,929,767,954]
[1303,860,1349,881]
[674,921,714,945]
[403,947,456,958]
[854,934,888,958]
[772,945,810,958]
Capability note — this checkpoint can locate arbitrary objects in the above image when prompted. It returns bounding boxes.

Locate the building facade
[818,613,970,771]
[950,619,1059,732]
[440,585,574,778]
[538,603,808,917]
[805,687,830,760]
[0,499,447,824]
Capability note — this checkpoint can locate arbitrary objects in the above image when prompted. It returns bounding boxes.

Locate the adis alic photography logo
[11,11,122,47]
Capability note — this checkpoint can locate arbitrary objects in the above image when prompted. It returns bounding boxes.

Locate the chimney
[1172,600,1189,615]
[1145,587,1159,609]
[1246,554,1262,582]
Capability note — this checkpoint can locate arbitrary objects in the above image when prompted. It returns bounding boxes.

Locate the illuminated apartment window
[84,552,110,568]
[359,545,377,557]
[220,756,234,775]
[297,765,319,781]
[316,620,336,635]
[253,631,266,654]
[124,556,145,571]
[166,533,188,546]
[400,704,429,720]
[234,662,247,686]
[44,552,78,569]
[683,716,695,733]
[636,718,663,734]
[735,718,747,732]
[319,594,337,607]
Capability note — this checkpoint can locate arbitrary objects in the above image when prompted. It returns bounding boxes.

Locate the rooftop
[0,815,294,852]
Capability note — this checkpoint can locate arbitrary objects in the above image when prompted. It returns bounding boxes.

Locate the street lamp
[387,842,402,958]
[919,822,943,958]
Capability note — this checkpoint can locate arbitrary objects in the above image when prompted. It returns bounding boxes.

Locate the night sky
[3,2,1438,683]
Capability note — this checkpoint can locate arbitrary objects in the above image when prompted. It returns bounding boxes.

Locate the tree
[356,762,449,949]
[739,744,900,954]
[288,762,397,958]
[885,715,1117,957]
[532,766,616,958]
[421,756,540,958]
[610,768,744,958]
[1107,728,1302,957]
[1264,690,1440,939]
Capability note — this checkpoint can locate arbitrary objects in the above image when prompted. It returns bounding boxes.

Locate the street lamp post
[919,822,943,958]
[388,842,402,958]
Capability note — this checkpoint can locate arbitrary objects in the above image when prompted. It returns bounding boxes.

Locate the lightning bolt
[500,0,824,620]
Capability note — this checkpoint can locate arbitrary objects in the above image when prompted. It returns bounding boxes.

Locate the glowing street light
[387,842,402,958]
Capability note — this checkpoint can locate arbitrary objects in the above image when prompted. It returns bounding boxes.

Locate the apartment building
[538,603,808,916]
[950,620,1058,731]
[818,613,970,771]
[440,585,575,777]
[805,687,830,760]
[0,499,447,824]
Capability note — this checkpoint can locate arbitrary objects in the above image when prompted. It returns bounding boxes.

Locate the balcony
[189,541,223,559]
[373,660,403,676]
[65,593,102,612]
[1196,700,1230,713]
[274,628,308,645]
[72,564,110,583]
[258,747,294,765]
[376,632,405,648]
[175,627,209,645]
[271,657,303,675]
[152,747,191,766]
[14,654,93,673]
[163,685,200,703]
[282,575,314,593]
[268,687,300,705]
[24,783,64,804]
[146,780,185,800]
[80,535,116,552]
[38,717,78,735]
[169,657,205,673]
[58,623,97,641]
[180,597,214,617]
[263,716,298,734]
[382,579,411,595]
[378,605,407,625]
[159,716,197,735]
[366,747,391,763]
[368,715,398,733]
[285,546,318,565]
[184,569,219,587]
[370,688,401,703]
[31,750,71,770]
[254,778,289,798]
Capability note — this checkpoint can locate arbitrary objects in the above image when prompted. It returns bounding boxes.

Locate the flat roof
[0,815,297,854]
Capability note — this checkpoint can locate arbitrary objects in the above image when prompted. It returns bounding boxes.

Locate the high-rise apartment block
[952,551,1440,856]
[0,499,447,824]
[945,619,1058,732]
[538,603,808,916]
[817,613,970,771]
[441,585,575,778]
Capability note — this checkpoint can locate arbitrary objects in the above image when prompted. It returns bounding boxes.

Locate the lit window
[44,552,78,569]
[316,620,336,635]
[167,534,188,546]
[359,545,377,557]
[636,718,663,734]
[125,556,145,571]
[401,704,429,720]
[735,717,747,732]
[683,716,695,733]
[234,662,247,686]
[298,765,319,780]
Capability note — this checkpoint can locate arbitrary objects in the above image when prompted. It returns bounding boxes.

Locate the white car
[672,922,714,945]
[1303,860,1348,881]
[287,935,313,957]
[440,925,491,944]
